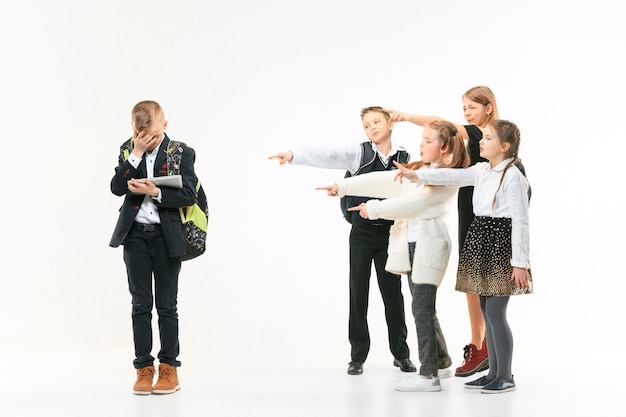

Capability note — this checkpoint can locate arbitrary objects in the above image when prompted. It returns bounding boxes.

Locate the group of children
[113,87,532,396]
[269,86,532,394]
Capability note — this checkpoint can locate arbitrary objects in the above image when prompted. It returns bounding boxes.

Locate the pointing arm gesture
[392,160,419,183]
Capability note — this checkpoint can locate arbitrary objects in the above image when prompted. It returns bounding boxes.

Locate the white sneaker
[438,368,452,379]
[394,375,441,392]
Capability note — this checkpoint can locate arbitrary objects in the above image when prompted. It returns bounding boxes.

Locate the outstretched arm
[339,170,407,199]
[383,109,472,140]
[384,109,440,126]
[395,161,477,186]
[348,203,369,219]
[316,170,409,199]
[268,151,293,165]
[270,144,362,172]
[316,183,338,196]
[393,160,420,183]
[364,185,457,221]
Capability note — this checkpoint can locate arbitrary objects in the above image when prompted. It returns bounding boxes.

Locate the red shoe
[455,339,489,377]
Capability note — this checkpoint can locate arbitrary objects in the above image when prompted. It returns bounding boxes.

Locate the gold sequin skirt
[455,216,532,297]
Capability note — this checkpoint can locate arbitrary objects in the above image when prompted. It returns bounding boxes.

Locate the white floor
[3,357,623,417]
[3,260,624,417]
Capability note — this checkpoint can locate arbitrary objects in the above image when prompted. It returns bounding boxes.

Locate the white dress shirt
[127,135,164,225]
[417,158,530,269]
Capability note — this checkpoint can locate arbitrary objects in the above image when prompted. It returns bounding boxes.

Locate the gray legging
[480,296,513,379]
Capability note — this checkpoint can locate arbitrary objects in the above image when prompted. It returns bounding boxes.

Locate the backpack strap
[165,140,187,176]
[120,137,134,162]
[397,149,409,164]
[354,141,376,175]
[167,140,203,204]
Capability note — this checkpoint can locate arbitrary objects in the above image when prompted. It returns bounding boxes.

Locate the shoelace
[461,344,473,364]
[159,366,175,380]
[137,368,154,379]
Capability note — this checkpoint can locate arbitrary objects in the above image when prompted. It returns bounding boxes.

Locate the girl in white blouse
[394,119,532,394]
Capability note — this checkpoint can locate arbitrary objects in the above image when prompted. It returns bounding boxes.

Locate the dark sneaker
[481,376,516,394]
[464,375,494,389]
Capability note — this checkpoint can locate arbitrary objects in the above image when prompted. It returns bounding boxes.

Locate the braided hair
[489,119,521,210]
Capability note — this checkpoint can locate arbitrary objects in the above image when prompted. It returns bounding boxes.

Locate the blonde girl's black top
[457,125,486,251]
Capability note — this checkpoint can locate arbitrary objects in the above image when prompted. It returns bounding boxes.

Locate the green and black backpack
[120,138,209,261]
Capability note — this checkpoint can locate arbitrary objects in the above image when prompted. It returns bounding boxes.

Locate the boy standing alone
[110,100,199,394]
[269,107,415,375]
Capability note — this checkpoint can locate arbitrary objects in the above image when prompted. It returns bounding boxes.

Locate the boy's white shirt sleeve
[290,144,362,173]
[128,154,142,169]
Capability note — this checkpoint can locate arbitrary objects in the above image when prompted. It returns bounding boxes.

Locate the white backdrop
[1,0,624,383]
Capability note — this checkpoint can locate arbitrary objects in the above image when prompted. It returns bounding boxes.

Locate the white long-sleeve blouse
[416,158,531,269]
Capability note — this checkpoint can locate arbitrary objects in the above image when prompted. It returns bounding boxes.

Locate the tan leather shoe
[133,365,155,395]
[152,363,180,395]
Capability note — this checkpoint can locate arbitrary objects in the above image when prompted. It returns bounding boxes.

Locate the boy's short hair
[132,100,163,132]
[360,106,390,120]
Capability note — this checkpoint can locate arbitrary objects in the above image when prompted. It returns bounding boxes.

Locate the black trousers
[123,223,182,369]
[348,222,410,363]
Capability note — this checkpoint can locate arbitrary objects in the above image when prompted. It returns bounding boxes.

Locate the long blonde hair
[463,86,499,126]
[403,120,470,171]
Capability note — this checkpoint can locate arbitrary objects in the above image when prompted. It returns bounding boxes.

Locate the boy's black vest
[340,141,409,225]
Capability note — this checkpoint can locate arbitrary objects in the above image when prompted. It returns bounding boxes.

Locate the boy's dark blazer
[109,134,197,257]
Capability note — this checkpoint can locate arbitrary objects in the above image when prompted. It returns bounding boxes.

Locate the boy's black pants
[348,222,410,363]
